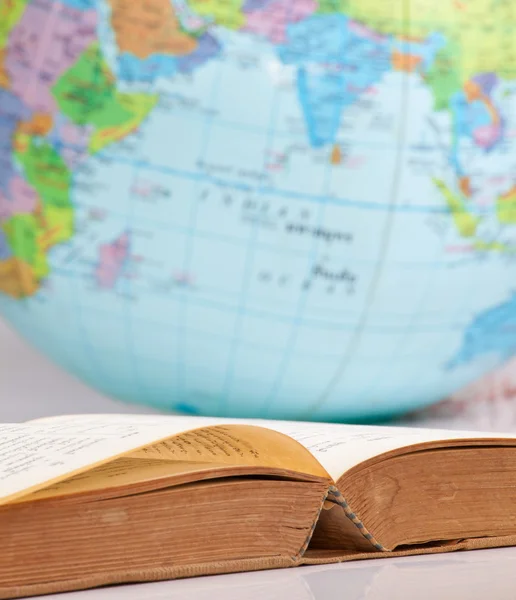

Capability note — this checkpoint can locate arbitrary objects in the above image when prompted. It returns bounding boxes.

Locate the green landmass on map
[15,139,72,210]
[52,43,157,154]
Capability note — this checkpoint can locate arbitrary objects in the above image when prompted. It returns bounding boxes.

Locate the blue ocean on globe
[1,0,516,422]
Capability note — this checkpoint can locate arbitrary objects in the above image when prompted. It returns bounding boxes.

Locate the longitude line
[175,56,226,406]
[218,86,282,415]
[300,0,413,420]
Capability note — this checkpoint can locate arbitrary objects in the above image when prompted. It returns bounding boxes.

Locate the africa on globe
[1,0,516,421]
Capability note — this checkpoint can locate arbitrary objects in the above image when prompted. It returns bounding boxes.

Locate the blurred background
[0,318,157,422]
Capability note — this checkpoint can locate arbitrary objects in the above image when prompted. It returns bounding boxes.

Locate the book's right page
[278,421,516,562]
[259,420,515,481]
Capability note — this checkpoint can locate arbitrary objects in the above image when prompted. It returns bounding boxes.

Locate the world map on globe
[1,0,516,422]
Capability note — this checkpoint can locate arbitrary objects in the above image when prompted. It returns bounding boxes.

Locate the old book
[2,414,516,599]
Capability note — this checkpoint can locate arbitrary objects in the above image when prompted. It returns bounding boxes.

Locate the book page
[0,416,223,504]
[263,421,515,481]
[131,424,327,477]
[17,458,232,502]
[1,415,329,504]
[31,414,516,482]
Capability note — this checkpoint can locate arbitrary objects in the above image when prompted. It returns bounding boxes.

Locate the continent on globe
[391,49,422,73]
[243,0,273,10]
[109,0,197,57]
[52,43,158,153]
[17,113,53,137]
[10,137,73,275]
[327,0,516,81]
[323,7,511,133]
[0,47,8,88]
[0,0,29,49]
[424,40,462,111]
[497,186,516,225]
[0,10,159,300]
[277,14,391,147]
[390,32,445,73]
[243,0,317,44]
[434,179,480,239]
[96,232,131,289]
[0,89,64,297]
[434,175,516,255]
[449,294,516,368]
[0,230,11,261]
[15,139,72,213]
[0,256,38,298]
[177,33,221,74]
[0,176,38,220]
[0,88,31,194]
[4,0,97,115]
[338,0,513,229]
[277,15,443,148]
[188,0,245,30]
[107,0,221,82]
[2,204,67,286]
[449,77,503,177]
[465,74,503,150]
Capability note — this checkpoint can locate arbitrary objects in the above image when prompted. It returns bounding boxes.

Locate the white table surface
[2,318,516,599]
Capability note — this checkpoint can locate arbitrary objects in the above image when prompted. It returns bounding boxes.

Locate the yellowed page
[1,415,328,505]
[131,424,327,476]
[0,417,222,504]
[18,458,231,502]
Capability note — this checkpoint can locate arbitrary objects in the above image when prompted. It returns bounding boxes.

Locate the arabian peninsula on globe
[1,0,516,422]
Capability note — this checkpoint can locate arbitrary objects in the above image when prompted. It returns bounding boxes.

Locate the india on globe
[1,0,516,421]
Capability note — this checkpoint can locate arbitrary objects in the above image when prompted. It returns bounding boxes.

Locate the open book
[3,414,516,599]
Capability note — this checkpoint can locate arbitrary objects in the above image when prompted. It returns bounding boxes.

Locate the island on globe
[1,0,516,422]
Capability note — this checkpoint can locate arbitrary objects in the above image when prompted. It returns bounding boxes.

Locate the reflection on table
[54,547,516,600]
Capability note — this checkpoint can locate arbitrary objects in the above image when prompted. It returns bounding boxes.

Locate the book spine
[328,486,385,551]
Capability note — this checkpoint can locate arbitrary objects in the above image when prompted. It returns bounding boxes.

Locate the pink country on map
[464,73,503,151]
[348,19,387,43]
[0,176,38,220]
[474,123,503,148]
[54,117,93,167]
[95,232,131,289]
[5,0,97,115]
[243,0,317,44]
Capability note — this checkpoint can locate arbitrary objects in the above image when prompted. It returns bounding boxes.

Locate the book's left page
[1,415,329,504]
[0,416,222,504]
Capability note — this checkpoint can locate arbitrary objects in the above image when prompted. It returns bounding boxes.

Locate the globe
[1,0,516,422]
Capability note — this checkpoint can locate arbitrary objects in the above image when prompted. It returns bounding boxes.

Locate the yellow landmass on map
[0,258,38,299]
[497,185,516,224]
[473,240,511,253]
[188,0,245,29]
[434,178,480,238]
[37,206,74,252]
[343,0,516,80]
